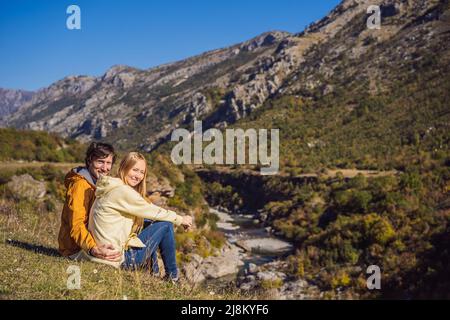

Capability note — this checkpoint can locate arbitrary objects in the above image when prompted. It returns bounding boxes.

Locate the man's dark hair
[85,142,116,167]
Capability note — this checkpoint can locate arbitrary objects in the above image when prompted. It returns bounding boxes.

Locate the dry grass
[0,198,254,300]
[0,161,83,171]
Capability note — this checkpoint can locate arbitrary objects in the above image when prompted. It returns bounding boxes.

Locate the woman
[87,152,192,281]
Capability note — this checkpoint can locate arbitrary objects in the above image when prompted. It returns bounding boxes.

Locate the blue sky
[0,0,341,91]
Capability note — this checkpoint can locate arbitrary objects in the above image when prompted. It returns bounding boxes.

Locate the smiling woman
[118,152,148,195]
[87,151,193,281]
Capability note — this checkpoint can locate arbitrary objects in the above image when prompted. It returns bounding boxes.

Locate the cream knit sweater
[86,175,184,268]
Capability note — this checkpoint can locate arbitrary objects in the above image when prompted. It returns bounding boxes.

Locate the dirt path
[323,169,398,179]
[195,166,398,179]
[0,161,82,171]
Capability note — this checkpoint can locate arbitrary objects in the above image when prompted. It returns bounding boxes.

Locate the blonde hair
[118,152,148,234]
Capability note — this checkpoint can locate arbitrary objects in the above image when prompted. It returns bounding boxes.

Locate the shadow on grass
[6,239,60,257]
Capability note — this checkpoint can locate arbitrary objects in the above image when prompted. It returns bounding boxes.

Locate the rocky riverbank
[182,207,327,299]
[182,242,245,284]
[237,260,323,299]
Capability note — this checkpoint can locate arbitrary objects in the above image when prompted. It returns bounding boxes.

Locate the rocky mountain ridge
[3,0,448,157]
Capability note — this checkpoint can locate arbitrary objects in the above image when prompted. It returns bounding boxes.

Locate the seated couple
[57,142,192,281]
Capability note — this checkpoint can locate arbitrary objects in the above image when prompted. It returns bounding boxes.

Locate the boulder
[7,174,46,200]
[248,263,258,274]
[181,244,244,284]
[277,279,322,300]
[202,245,244,279]
[256,271,287,282]
[182,254,206,284]
[147,175,175,198]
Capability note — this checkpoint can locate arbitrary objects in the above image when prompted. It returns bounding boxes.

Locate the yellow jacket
[87,175,184,268]
[58,168,97,257]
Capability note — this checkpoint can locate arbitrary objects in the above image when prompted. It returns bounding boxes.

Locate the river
[202,207,294,290]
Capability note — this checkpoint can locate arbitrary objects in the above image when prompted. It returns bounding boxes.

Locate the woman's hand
[181,215,193,231]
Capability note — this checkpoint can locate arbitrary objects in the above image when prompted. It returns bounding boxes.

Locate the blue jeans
[122,221,178,279]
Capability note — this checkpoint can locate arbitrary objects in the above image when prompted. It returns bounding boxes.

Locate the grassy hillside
[0,128,85,163]
[0,196,247,299]
[0,147,242,300]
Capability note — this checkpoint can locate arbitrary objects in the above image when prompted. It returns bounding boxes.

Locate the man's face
[87,154,114,180]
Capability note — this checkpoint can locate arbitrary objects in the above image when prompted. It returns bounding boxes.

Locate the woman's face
[125,159,146,187]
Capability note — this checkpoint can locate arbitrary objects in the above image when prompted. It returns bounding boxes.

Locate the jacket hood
[95,176,125,198]
[64,167,97,189]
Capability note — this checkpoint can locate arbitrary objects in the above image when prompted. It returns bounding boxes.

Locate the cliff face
[4,31,292,149]
[0,88,34,120]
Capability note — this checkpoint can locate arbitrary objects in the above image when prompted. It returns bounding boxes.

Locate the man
[58,142,121,262]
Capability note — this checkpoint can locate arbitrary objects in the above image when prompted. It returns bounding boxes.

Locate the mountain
[0,88,34,119]
[236,0,450,172]
[4,31,293,150]
[5,0,448,161]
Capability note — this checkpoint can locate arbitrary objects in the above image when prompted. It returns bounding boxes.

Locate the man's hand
[90,244,122,261]
[181,215,193,231]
